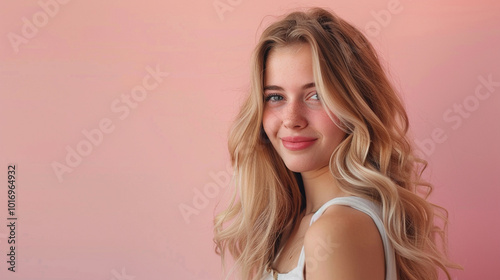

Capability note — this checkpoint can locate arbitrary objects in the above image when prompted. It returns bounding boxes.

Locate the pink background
[1,0,499,279]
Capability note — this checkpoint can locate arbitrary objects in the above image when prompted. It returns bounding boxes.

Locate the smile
[281,136,317,151]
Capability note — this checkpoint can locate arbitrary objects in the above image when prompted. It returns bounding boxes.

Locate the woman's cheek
[263,109,279,135]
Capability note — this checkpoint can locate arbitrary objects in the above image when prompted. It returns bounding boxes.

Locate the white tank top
[261,196,397,280]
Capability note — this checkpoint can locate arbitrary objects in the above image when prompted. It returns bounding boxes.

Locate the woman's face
[262,43,346,173]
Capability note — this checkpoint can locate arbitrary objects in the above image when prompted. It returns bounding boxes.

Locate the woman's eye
[265,94,283,102]
[310,92,320,100]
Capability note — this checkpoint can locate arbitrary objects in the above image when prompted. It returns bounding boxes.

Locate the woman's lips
[281,136,317,151]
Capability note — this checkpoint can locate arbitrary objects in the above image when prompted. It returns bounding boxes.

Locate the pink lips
[281,136,317,151]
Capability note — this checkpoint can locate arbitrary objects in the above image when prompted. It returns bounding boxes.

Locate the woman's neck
[301,166,347,215]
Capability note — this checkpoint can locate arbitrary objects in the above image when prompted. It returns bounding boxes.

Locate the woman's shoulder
[307,196,383,237]
[305,203,382,247]
[303,200,385,279]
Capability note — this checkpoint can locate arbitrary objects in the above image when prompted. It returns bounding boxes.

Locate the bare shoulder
[303,205,385,280]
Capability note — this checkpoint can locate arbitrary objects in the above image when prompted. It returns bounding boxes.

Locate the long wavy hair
[214,7,458,280]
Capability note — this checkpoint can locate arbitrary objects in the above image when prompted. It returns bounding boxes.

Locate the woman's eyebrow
[302,82,316,89]
[263,82,316,91]
[263,85,284,91]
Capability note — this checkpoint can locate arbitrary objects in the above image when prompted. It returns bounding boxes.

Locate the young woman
[214,7,458,280]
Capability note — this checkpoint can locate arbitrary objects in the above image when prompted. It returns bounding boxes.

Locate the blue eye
[265,94,283,102]
[310,92,320,100]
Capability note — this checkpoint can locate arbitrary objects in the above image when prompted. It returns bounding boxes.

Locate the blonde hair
[214,7,459,280]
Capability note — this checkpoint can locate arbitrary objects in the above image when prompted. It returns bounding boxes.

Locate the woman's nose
[283,100,307,129]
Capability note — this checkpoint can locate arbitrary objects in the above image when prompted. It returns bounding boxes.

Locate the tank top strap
[309,196,371,225]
